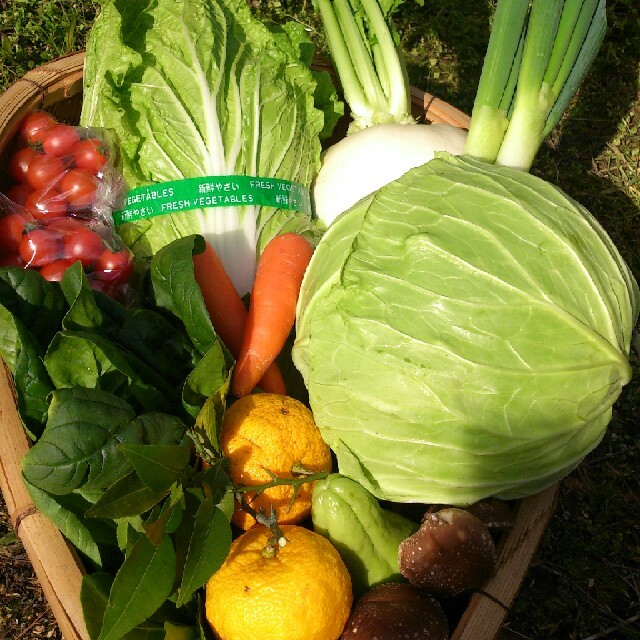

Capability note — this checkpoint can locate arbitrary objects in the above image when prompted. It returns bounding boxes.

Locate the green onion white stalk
[465,0,607,170]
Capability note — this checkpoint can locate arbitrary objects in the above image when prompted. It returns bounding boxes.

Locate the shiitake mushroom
[398,507,496,597]
[424,498,515,532]
[462,498,515,532]
[341,582,448,640]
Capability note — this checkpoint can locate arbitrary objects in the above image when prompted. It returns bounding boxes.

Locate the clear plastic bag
[0,110,133,297]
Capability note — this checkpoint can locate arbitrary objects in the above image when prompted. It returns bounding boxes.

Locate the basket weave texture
[0,51,559,640]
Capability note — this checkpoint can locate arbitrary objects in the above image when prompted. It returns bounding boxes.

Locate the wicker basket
[0,51,560,640]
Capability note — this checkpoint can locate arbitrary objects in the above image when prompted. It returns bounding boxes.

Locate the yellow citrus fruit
[205,524,353,640]
[221,393,332,529]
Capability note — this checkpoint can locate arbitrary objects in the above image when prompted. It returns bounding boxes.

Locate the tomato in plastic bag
[0,110,134,299]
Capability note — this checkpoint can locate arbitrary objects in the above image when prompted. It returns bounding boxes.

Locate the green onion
[463,0,530,164]
[465,0,606,171]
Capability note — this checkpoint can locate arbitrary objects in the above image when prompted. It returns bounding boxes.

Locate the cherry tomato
[18,111,57,145]
[25,187,67,221]
[41,124,81,158]
[63,228,104,267]
[94,248,133,283]
[8,146,40,183]
[27,153,65,190]
[19,228,64,267]
[44,217,87,234]
[39,258,76,282]
[59,169,98,208]
[5,183,33,207]
[0,213,27,253]
[0,253,26,268]
[72,138,108,174]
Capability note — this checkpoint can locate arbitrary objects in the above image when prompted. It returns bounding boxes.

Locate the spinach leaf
[182,342,229,418]
[0,266,66,347]
[60,262,104,331]
[149,236,218,357]
[23,476,118,567]
[0,304,53,435]
[108,308,198,387]
[44,330,179,413]
[22,387,140,494]
[62,265,199,386]
[132,412,189,447]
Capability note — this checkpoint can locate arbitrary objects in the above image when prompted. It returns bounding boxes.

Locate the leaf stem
[232,470,330,495]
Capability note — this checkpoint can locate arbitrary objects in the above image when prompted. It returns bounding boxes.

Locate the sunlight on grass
[0,0,98,91]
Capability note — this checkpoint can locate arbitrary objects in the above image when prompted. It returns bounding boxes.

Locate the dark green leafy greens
[0,234,245,637]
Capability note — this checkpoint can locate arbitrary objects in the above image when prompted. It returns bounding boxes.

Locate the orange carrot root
[193,241,286,395]
[233,233,314,397]
[193,243,247,355]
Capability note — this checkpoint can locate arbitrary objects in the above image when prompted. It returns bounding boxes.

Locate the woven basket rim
[0,51,559,640]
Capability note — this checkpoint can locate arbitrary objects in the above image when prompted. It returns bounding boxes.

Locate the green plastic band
[113,175,312,225]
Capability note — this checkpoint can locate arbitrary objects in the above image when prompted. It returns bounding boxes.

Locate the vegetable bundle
[1,0,638,638]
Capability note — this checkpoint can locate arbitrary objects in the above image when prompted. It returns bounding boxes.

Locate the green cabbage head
[293,153,639,505]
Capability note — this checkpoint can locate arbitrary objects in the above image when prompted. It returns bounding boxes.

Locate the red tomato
[44,217,87,234]
[39,258,76,282]
[27,153,66,190]
[18,111,57,145]
[8,146,40,184]
[25,187,67,220]
[41,124,81,158]
[72,138,108,174]
[0,213,27,253]
[5,183,33,207]
[63,229,104,267]
[0,253,26,268]
[94,248,133,283]
[19,228,64,267]
[59,169,98,208]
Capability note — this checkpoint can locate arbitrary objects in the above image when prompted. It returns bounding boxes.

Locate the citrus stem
[231,470,330,495]
[232,469,330,556]
[236,498,286,554]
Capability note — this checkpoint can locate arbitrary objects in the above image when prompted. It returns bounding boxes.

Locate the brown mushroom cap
[423,498,515,531]
[398,507,496,597]
[341,582,449,640]
[466,498,515,531]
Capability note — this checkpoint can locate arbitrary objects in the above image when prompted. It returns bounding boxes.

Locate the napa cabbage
[81,0,341,295]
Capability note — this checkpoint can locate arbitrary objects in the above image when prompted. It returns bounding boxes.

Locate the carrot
[233,233,314,397]
[193,241,286,395]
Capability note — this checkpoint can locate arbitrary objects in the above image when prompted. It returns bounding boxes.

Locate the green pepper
[311,474,419,597]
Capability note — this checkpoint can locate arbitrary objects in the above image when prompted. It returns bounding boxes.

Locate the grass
[0,0,97,87]
[1,1,639,639]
